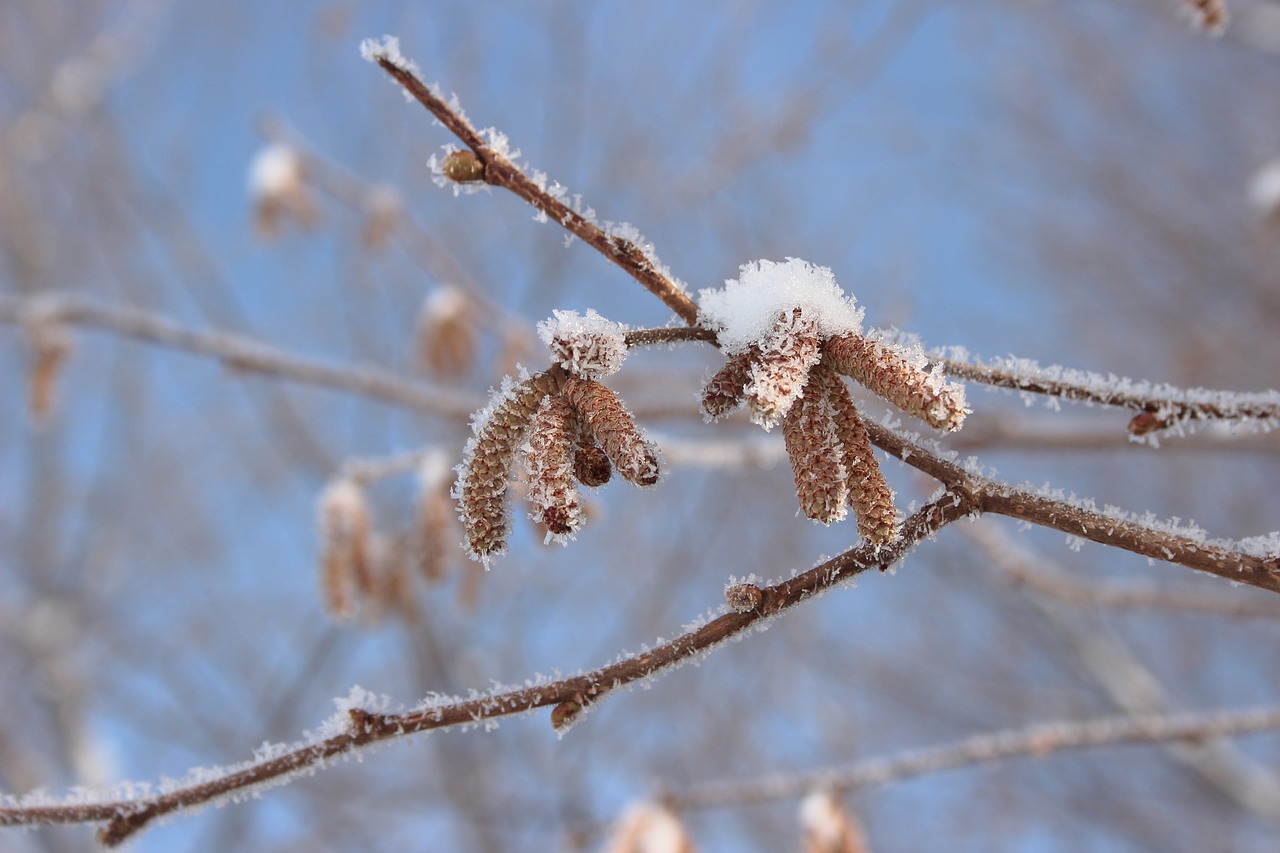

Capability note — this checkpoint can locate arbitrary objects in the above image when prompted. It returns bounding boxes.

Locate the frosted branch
[666,706,1280,809]
[941,353,1280,439]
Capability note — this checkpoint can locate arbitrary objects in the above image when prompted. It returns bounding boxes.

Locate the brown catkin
[782,386,848,524]
[524,395,583,536]
[573,442,613,487]
[825,333,967,432]
[746,309,823,430]
[700,348,754,420]
[456,372,557,561]
[812,365,900,543]
[561,376,661,486]
[318,478,375,619]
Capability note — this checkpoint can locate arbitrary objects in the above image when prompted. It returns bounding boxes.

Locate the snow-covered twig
[941,353,1280,438]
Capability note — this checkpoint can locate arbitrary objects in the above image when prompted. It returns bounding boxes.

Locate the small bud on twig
[550,698,582,731]
[724,582,764,612]
[441,149,484,183]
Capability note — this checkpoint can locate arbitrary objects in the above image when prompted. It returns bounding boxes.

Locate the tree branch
[941,355,1280,436]
[665,706,1280,810]
[0,295,479,417]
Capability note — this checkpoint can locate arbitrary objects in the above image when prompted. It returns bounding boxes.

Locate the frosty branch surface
[668,705,1280,809]
[0,494,967,845]
[0,295,478,417]
[367,50,700,325]
[942,354,1280,436]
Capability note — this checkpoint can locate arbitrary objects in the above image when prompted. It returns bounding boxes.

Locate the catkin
[524,395,583,536]
[812,365,899,543]
[746,309,824,430]
[700,349,754,421]
[825,333,967,432]
[561,376,660,486]
[456,372,557,561]
[782,387,848,524]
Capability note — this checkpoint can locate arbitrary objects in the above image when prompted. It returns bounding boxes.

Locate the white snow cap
[538,308,628,379]
[697,258,863,353]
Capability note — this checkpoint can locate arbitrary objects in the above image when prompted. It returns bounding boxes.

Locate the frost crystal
[358,35,421,78]
[697,258,863,354]
[538,309,629,379]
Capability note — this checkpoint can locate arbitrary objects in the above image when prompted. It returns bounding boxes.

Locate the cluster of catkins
[454,259,969,562]
[454,310,659,563]
[698,259,968,544]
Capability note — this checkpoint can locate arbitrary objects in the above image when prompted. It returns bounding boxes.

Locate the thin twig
[666,706,1280,809]
[0,295,480,417]
[624,327,718,348]
[942,356,1280,434]
[370,57,701,326]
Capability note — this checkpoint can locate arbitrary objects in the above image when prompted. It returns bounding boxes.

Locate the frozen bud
[455,371,558,564]
[22,309,73,425]
[746,308,824,430]
[826,332,968,432]
[603,802,699,853]
[1127,409,1162,437]
[361,184,403,251]
[317,478,376,620]
[247,143,320,238]
[724,582,764,612]
[441,149,484,183]
[699,349,753,421]
[783,387,848,525]
[537,309,629,380]
[561,376,661,486]
[524,395,583,539]
[1180,0,1228,34]
[550,699,582,731]
[812,365,899,543]
[417,286,476,379]
[800,789,868,853]
[573,441,612,487]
